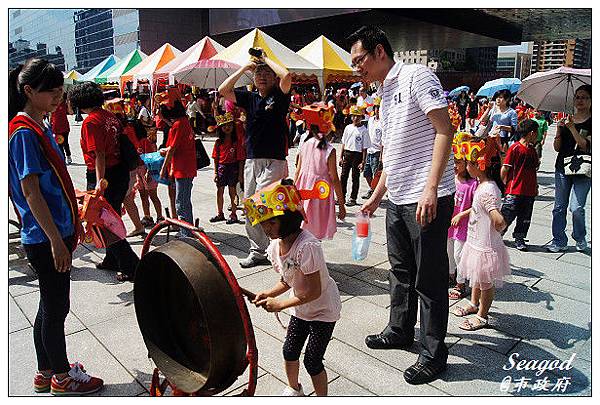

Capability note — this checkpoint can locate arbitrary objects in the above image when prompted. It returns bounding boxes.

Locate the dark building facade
[465,47,498,72]
[74,9,115,72]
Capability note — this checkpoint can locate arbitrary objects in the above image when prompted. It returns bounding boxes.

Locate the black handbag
[195,137,210,170]
[563,154,591,177]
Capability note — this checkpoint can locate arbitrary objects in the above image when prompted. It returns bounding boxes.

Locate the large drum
[134,237,249,394]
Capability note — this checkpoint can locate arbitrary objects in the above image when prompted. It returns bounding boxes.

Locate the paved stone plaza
[8,117,591,396]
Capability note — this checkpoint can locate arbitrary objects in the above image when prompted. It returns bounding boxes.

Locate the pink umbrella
[171,59,252,89]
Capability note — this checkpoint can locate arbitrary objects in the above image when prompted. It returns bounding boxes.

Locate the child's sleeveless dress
[295,137,337,240]
[458,181,510,289]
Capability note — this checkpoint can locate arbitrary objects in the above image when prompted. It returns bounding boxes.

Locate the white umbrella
[172,59,252,88]
[516,67,591,113]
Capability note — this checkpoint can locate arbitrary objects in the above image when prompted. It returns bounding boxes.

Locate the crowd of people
[8,24,591,397]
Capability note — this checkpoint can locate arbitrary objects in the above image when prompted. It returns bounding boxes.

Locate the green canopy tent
[96,49,146,84]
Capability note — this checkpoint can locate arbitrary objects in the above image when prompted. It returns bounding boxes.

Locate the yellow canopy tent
[63,70,81,81]
[211,28,320,89]
[297,35,360,89]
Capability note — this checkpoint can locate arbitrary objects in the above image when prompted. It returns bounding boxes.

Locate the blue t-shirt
[234,87,290,160]
[9,123,74,244]
[490,108,518,139]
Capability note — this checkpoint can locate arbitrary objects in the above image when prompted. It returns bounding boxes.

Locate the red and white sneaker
[34,371,53,393]
[34,362,86,393]
[50,363,103,396]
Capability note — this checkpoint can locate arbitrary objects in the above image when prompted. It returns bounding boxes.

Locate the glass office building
[9,9,140,73]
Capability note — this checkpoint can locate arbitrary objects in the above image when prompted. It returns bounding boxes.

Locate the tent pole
[318,73,325,101]
[565,74,571,114]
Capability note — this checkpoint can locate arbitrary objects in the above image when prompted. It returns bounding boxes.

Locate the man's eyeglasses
[351,52,370,69]
[575,96,590,100]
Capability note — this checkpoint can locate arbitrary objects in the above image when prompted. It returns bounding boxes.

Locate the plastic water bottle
[352,211,371,261]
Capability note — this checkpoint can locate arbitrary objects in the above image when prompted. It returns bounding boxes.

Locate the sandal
[209,213,226,223]
[458,315,488,331]
[127,228,146,238]
[116,272,134,282]
[448,284,466,300]
[226,215,239,225]
[140,216,154,227]
[451,301,479,317]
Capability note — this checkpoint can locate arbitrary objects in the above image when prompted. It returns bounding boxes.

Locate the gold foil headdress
[243,180,330,226]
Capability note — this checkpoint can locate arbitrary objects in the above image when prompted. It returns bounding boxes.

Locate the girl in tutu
[452,137,509,331]
[294,124,345,240]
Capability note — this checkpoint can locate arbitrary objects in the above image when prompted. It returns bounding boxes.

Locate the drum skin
[134,238,248,394]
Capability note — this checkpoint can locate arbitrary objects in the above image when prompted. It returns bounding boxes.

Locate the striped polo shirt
[379,62,455,205]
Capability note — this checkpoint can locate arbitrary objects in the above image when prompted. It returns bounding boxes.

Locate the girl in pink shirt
[294,126,346,240]
[447,157,478,300]
[249,179,341,396]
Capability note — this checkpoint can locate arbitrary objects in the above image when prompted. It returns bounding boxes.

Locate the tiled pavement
[8,118,591,396]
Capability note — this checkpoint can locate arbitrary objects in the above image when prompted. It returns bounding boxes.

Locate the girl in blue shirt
[9,58,103,396]
[489,89,518,152]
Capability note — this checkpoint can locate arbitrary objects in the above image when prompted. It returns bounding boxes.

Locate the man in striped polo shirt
[349,26,455,385]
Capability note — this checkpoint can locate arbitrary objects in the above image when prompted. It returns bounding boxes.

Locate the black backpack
[119,132,142,170]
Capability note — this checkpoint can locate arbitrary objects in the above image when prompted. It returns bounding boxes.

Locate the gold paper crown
[349,105,365,116]
[215,112,234,126]
[453,134,499,170]
[452,132,472,160]
[244,180,330,226]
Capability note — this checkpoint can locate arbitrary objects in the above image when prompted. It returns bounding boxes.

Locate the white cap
[296,120,304,127]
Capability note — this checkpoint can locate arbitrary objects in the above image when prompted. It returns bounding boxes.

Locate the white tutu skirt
[458,242,511,290]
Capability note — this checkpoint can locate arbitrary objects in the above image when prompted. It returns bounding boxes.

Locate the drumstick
[240,287,286,329]
[240,287,256,301]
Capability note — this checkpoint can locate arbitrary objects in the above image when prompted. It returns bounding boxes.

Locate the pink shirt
[448,177,478,241]
[267,230,341,322]
[224,99,236,113]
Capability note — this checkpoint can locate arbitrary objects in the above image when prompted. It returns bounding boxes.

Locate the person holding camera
[218,47,292,268]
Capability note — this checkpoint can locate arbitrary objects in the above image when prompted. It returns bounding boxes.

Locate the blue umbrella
[448,85,469,98]
[476,78,521,98]
[350,82,362,89]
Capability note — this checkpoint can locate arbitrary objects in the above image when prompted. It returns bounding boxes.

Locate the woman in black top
[466,91,479,130]
[457,91,469,130]
[548,84,592,252]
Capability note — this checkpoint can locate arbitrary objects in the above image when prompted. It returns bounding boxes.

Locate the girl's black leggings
[282,315,336,376]
[23,235,75,374]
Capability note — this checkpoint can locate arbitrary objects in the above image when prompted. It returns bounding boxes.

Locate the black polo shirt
[234,87,290,160]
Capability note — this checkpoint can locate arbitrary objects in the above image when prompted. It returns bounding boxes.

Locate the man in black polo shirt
[219,51,292,268]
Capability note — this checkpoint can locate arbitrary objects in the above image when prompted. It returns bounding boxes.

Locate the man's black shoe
[403,361,447,385]
[365,333,414,350]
